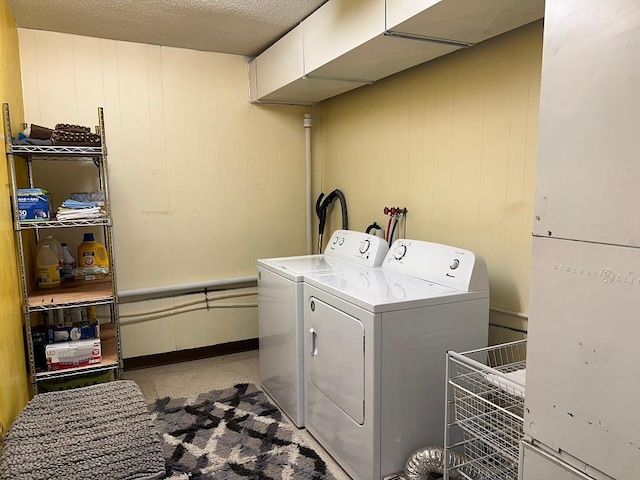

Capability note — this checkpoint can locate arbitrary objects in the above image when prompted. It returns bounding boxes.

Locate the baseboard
[123,338,258,371]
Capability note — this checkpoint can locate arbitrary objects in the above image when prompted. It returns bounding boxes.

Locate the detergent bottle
[36,244,61,288]
[77,233,109,271]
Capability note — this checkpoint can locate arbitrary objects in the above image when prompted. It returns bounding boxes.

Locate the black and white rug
[150,383,337,480]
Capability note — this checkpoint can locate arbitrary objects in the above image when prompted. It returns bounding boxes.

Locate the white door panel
[308,296,365,424]
[525,237,640,479]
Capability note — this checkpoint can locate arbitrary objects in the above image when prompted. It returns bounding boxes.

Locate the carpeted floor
[150,383,337,480]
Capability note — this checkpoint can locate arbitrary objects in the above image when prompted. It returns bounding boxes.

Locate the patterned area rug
[150,383,337,479]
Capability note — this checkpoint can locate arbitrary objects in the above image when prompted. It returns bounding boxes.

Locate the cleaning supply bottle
[77,233,109,270]
[60,242,76,280]
[36,244,61,288]
[37,235,63,267]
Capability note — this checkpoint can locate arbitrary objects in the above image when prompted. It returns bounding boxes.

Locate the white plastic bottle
[36,244,61,288]
[37,235,63,267]
[60,242,76,279]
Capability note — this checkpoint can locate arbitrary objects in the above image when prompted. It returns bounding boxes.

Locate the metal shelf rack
[3,103,122,393]
[444,340,527,480]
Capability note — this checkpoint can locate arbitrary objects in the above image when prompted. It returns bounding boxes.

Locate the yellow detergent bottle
[77,233,109,271]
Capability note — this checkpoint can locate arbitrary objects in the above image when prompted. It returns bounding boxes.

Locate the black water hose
[333,189,348,231]
[388,216,400,247]
[315,189,349,252]
[366,222,382,235]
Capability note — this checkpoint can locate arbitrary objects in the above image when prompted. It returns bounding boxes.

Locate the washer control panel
[392,243,408,261]
[325,230,389,267]
[384,239,488,292]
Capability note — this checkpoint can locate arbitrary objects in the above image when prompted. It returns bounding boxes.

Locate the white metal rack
[444,340,526,480]
[3,103,122,393]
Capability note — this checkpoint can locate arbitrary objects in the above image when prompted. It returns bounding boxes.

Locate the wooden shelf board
[28,278,114,308]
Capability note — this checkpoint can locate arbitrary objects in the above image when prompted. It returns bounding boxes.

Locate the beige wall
[18,29,316,357]
[16,20,540,361]
[0,0,29,430]
[318,21,542,342]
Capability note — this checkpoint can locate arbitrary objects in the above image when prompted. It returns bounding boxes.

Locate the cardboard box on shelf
[17,188,51,221]
[47,322,100,343]
[45,338,101,371]
[72,266,109,282]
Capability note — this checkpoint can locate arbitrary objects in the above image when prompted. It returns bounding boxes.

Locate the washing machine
[303,239,490,480]
[257,230,388,427]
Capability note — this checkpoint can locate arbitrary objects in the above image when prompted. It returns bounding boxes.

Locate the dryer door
[308,296,365,424]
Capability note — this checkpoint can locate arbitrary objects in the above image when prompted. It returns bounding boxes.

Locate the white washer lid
[258,255,357,282]
[257,230,389,282]
[304,267,488,313]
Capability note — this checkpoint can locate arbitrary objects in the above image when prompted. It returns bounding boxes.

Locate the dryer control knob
[359,239,370,254]
[338,237,345,245]
[332,236,338,244]
[393,244,407,260]
[450,259,460,270]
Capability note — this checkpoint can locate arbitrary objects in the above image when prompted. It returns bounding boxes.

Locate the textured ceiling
[6,0,328,57]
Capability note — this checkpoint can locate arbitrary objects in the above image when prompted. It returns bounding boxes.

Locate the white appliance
[303,239,489,480]
[257,230,388,427]
[522,1,640,479]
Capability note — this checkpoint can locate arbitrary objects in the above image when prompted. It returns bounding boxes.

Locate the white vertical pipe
[304,113,312,255]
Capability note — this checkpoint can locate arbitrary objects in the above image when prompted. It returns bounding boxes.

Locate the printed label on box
[45,339,102,371]
[17,194,51,221]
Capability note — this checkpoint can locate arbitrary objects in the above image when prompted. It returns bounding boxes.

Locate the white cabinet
[525,237,640,480]
[533,0,640,247]
[302,0,385,77]
[248,0,544,105]
[386,0,544,44]
[304,33,460,83]
[520,442,599,480]
[248,24,370,105]
[250,25,303,102]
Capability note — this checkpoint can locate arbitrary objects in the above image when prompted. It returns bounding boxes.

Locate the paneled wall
[0,0,29,429]
[319,21,542,340]
[18,29,315,357]
[17,20,541,359]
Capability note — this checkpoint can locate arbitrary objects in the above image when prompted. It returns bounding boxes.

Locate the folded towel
[61,199,100,209]
[29,123,54,140]
[57,206,103,214]
[12,138,53,146]
[483,368,526,398]
[55,123,91,133]
[51,129,101,146]
[56,206,105,221]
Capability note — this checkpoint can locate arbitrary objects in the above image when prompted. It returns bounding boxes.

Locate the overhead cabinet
[302,0,460,83]
[302,0,386,79]
[249,0,544,105]
[386,0,544,44]
[249,25,369,104]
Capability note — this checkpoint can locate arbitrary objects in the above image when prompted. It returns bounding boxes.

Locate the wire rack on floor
[444,340,526,480]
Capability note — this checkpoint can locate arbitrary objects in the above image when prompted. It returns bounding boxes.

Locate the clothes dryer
[257,230,388,427]
[303,239,490,480]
